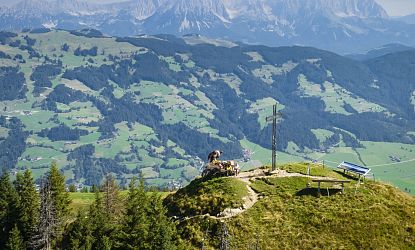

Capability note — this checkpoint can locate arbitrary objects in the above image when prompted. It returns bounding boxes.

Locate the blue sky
[0,0,414,17]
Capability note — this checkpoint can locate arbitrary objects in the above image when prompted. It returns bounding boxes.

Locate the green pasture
[298,74,386,115]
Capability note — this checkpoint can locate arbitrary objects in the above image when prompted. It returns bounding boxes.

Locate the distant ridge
[346,43,415,61]
[1,0,415,53]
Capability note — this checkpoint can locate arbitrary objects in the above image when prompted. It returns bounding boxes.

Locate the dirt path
[216,180,258,219]
[180,168,335,221]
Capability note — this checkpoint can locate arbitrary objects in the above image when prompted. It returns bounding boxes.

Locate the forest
[0,163,182,250]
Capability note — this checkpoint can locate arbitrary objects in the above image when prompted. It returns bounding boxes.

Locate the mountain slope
[0,0,415,53]
[397,13,415,25]
[346,43,415,61]
[0,30,414,190]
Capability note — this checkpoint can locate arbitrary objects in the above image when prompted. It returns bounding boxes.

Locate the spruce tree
[14,170,40,245]
[63,190,116,249]
[6,224,24,250]
[0,172,19,248]
[89,190,112,249]
[117,177,150,249]
[48,161,71,224]
[117,176,178,250]
[102,174,123,223]
[62,211,94,250]
[147,194,177,250]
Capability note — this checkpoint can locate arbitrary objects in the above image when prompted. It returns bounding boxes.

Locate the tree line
[0,162,183,250]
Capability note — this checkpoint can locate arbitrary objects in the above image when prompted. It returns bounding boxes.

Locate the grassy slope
[172,163,415,249]
[229,178,415,249]
[164,177,249,218]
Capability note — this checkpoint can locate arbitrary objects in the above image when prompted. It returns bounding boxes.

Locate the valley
[0,29,414,193]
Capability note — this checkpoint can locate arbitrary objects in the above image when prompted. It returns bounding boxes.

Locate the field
[298,73,386,115]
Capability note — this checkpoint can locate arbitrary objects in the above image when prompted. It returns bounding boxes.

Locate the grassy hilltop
[68,163,415,249]
[162,163,415,249]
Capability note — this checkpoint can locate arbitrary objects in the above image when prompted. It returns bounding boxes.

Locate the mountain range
[1,0,415,53]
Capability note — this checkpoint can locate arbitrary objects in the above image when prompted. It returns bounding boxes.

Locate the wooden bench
[312,179,351,195]
[337,161,372,182]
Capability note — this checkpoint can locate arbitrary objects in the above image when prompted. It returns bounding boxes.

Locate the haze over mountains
[1,0,415,53]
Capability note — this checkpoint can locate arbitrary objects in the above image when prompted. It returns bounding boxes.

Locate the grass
[298,74,386,115]
[245,51,265,62]
[69,190,171,216]
[247,97,285,129]
[252,62,297,85]
[69,192,96,212]
[279,162,347,179]
[176,164,415,249]
[164,177,249,218]
[311,129,335,143]
[0,126,9,138]
[230,177,415,249]
[204,69,242,95]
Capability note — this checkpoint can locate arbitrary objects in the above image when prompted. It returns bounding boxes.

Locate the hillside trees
[32,178,58,250]
[48,162,71,223]
[0,172,19,248]
[0,66,27,101]
[102,174,123,223]
[0,117,28,171]
[31,162,71,249]
[6,225,24,250]
[0,164,73,249]
[30,64,61,95]
[38,124,88,142]
[64,174,123,249]
[14,170,40,245]
[63,176,181,249]
[117,177,178,249]
[74,46,98,57]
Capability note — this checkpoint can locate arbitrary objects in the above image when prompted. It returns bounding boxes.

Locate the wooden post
[317,182,321,195]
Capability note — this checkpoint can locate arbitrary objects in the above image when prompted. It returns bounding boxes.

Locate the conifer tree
[62,211,93,250]
[147,194,177,250]
[117,177,150,249]
[6,224,24,250]
[14,170,40,245]
[102,174,123,223]
[117,176,178,250]
[0,172,19,248]
[63,190,116,249]
[31,178,58,250]
[48,161,71,224]
[89,190,113,249]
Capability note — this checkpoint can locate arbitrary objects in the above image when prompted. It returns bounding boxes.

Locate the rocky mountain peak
[12,0,94,16]
[170,0,230,21]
